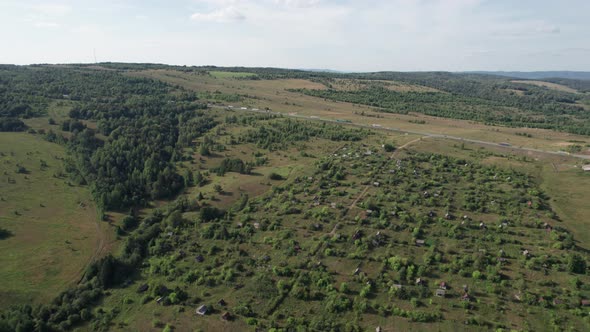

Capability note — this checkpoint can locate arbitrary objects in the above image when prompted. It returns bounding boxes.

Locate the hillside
[470,71,590,81]
[0,65,590,332]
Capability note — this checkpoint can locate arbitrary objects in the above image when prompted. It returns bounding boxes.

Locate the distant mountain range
[467,71,590,80]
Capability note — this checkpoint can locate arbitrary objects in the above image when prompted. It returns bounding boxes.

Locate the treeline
[0,202,193,331]
[293,83,590,135]
[542,78,590,93]
[0,118,26,132]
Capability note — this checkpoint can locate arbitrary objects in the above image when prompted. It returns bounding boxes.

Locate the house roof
[196,305,208,315]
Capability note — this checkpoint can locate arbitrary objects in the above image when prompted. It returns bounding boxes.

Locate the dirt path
[391,137,424,159]
[349,185,370,209]
[347,136,426,212]
[209,104,590,161]
[328,223,340,236]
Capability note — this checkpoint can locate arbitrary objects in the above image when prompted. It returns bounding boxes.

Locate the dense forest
[0,65,212,211]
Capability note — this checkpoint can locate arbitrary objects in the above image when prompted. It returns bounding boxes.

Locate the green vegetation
[291,78,590,134]
[209,71,258,79]
[0,133,106,309]
[1,64,590,331]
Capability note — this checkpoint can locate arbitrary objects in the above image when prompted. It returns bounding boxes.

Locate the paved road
[208,104,590,161]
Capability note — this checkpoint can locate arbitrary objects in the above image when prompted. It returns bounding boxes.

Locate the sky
[1,0,589,72]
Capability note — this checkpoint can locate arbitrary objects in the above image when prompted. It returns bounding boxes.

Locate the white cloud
[29,4,72,16]
[34,21,60,28]
[190,6,245,22]
[536,25,560,34]
[274,0,320,8]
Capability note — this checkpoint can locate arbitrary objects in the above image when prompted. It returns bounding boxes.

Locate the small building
[376,327,382,332]
[353,268,360,275]
[196,305,208,315]
[435,289,446,297]
[392,284,403,289]
[583,165,590,172]
[416,239,425,246]
[156,297,164,304]
[221,312,232,321]
[439,282,447,290]
[218,299,227,306]
[581,300,590,307]
[415,278,424,285]
[522,249,530,257]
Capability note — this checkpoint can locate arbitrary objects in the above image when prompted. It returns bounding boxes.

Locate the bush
[568,254,587,274]
[269,172,283,180]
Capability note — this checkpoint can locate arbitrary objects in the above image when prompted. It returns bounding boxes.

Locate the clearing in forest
[0,133,111,308]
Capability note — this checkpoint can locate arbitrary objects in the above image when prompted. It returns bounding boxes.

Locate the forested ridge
[0,65,213,210]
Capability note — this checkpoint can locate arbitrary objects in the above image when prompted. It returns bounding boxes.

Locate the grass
[511,80,580,93]
[209,71,257,79]
[0,132,112,309]
[128,69,590,153]
[4,70,587,331]
[78,113,590,331]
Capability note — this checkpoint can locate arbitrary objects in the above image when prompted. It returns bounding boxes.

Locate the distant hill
[468,71,590,80]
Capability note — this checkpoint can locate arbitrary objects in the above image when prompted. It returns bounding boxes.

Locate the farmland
[1,64,590,331]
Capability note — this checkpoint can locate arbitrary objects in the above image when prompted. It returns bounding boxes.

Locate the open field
[129,70,590,154]
[208,71,258,79]
[511,80,580,93]
[0,133,113,308]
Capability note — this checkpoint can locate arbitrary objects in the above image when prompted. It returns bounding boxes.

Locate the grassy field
[0,133,113,308]
[128,70,590,153]
[209,71,257,79]
[511,80,580,93]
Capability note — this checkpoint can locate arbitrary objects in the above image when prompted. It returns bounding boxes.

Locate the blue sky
[1,0,589,71]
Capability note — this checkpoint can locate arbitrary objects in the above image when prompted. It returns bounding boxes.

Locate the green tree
[567,253,587,274]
